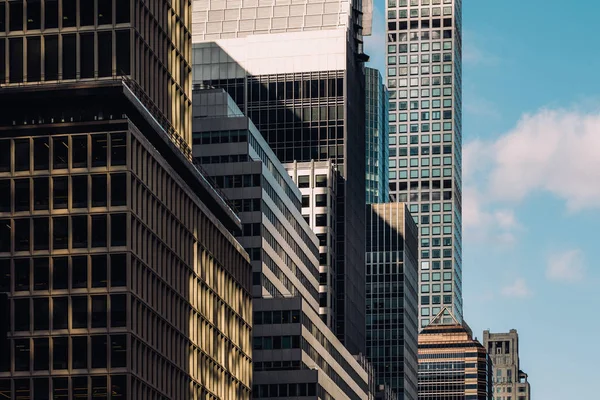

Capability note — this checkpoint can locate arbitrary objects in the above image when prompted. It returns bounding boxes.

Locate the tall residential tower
[385,0,463,328]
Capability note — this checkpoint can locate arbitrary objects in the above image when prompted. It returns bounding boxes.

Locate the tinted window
[116,1,130,23]
[27,36,41,81]
[9,1,23,32]
[98,0,112,25]
[72,216,88,249]
[14,179,30,211]
[14,339,29,371]
[53,177,68,209]
[44,35,59,81]
[72,175,88,208]
[52,257,68,290]
[111,214,127,246]
[0,39,5,84]
[33,178,49,210]
[53,378,68,398]
[111,336,127,368]
[91,255,107,288]
[62,0,76,28]
[98,31,112,77]
[0,259,9,292]
[14,298,29,330]
[33,137,50,170]
[91,295,107,328]
[33,258,49,290]
[0,141,9,172]
[52,338,68,370]
[80,33,94,79]
[80,0,95,26]
[0,220,11,252]
[62,34,76,79]
[33,298,49,330]
[14,139,30,171]
[72,376,88,397]
[0,4,5,32]
[92,175,107,207]
[53,136,68,169]
[110,174,126,206]
[52,217,68,249]
[71,296,88,329]
[45,0,58,29]
[72,337,87,369]
[14,219,30,251]
[110,294,126,327]
[53,297,68,330]
[33,218,50,250]
[72,256,87,289]
[0,181,8,212]
[110,254,126,287]
[92,215,107,247]
[91,134,108,166]
[115,30,130,74]
[33,338,49,370]
[72,136,88,168]
[91,335,107,368]
[9,38,23,82]
[110,133,126,165]
[27,0,41,30]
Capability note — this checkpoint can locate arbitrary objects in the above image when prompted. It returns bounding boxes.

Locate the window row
[0,31,131,84]
[252,335,301,350]
[389,144,453,158]
[247,77,344,103]
[388,52,452,65]
[0,253,126,293]
[11,294,127,331]
[0,214,128,253]
[390,0,453,7]
[390,156,454,168]
[0,0,130,32]
[387,41,453,54]
[421,258,455,271]
[390,169,454,180]
[0,174,126,213]
[0,133,127,173]
[3,334,127,373]
[421,294,454,306]
[253,309,301,325]
[0,375,127,399]
[253,382,317,398]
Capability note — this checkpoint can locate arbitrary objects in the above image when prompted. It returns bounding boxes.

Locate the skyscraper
[483,330,531,400]
[418,310,492,400]
[0,1,254,398]
[191,0,371,354]
[366,203,419,400]
[365,67,390,204]
[192,88,372,400]
[385,0,463,328]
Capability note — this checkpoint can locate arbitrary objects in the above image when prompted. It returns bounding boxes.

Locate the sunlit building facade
[385,0,464,328]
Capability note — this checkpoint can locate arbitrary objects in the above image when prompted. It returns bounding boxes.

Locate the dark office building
[0,1,253,398]
[0,0,192,145]
[366,203,418,400]
[0,82,253,399]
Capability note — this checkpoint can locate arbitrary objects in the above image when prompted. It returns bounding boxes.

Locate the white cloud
[463,108,600,245]
[546,249,586,283]
[487,109,600,210]
[463,30,500,67]
[501,278,532,299]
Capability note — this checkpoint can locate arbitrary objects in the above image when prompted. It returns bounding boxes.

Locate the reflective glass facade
[385,0,463,328]
[365,68,389,204]
[366,204,418,400]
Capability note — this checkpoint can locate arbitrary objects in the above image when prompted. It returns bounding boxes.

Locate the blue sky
[366,1,600,398]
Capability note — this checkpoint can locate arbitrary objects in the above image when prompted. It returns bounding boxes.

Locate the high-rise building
[191,0,372,354]
[365,67,389,204]
[286,160,338,328]
[0,1,254,398]
[417,309,492,400]
[0,85,253,399]
[366,203,418,400]
[192,88,372,400]
[482,330,531,400]
[385,0,464,328]
[0,0,192,146]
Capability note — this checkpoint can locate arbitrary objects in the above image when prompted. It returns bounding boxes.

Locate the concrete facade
[482,330,531,400]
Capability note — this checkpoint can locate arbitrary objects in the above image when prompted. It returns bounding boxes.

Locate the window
[110,174,127,206]
[62,34,76,79]
[52,177,68,210]
[72,175,88,208]
[91,255,107,288]
[111,336,127,367]
[98,31,112,77]
[53,338,68,370]
[34,137,50,170]
[52,257,68,290]
[0,220,10,253]
[33,258,49,290]
[53,297,68,330]
[91,376,107,399]
[98,0,112,25]
[301,195,309,207]
[15,139,30,171]
[91,336,108,368]
[116,1,130,23]
[81,33,95,78]
[45,0,58,29]
[297,176,309,188]
[111,294,126,327]
[111,133,126,165]
[14,219,30,251]
[14,298,30,330]
[72,376,88,397]
[72,296,88,329]
[92,295,107,328]
[315,194,327,207]
[116,30,130,74]
[315,214,327,227]
[9,1,23,32]
[32,177,49,211]
[72,256,88,289]
[72,337,87,369]
[62,0,76,27]
[33,338,49,370]
[91,134,108,167]
[14,179,30,211]
[72,136,88,168]
[72,215,88,248]
[9,38,24,82]
[111,214,127,246]
[27,36,41,81]
[110,254,126,287]
[14,339,30,371]
[53,136,69,169]
[92,175,107,207]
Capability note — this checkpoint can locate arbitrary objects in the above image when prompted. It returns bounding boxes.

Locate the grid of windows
[0,124,253,399]
[386,0,463,328]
